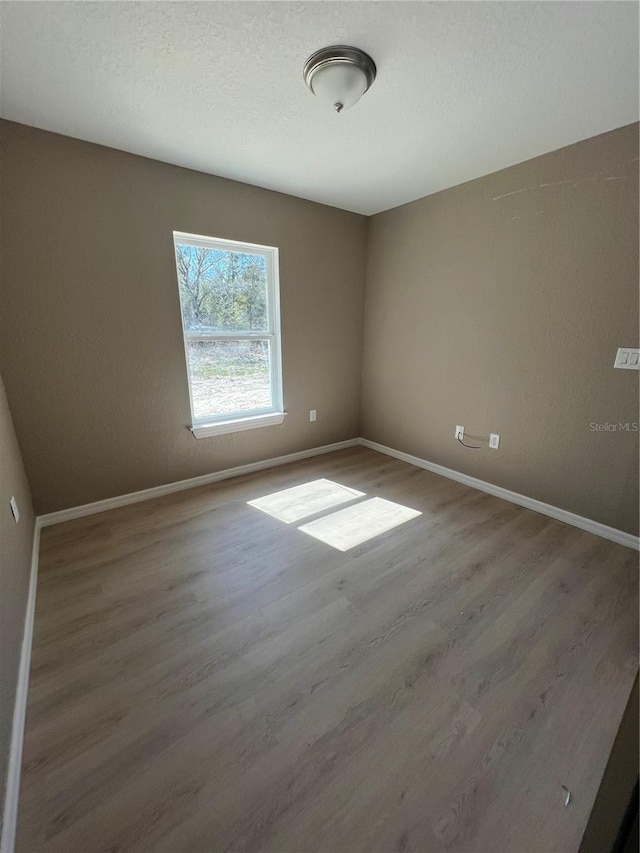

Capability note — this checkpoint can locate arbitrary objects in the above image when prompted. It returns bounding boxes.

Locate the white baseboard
[38,438,361,527]
[37,435,639,549]
[359,438,640,551]
[1,520,40,853]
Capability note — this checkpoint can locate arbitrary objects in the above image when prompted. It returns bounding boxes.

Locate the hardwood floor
[16,447,638,853]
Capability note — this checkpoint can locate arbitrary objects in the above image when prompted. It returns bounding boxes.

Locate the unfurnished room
[0,2,639,852]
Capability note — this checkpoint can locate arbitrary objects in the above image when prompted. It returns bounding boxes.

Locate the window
[173,231,284,438]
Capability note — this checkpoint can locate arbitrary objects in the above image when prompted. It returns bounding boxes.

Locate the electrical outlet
[455,425,464,440]
[309,409,317,422]
[9,496,19,523]
[489,433,500,450]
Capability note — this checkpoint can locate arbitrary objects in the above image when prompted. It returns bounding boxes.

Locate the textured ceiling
[0,1,638,214]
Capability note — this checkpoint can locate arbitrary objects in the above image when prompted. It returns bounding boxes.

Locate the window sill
[190,411,286,438]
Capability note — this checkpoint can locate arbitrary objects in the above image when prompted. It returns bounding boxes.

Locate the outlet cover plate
[9,496,19,523]
[614,348,640,369]
[489,433,500,450]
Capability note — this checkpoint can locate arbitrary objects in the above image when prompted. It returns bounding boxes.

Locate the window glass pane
[176,245,268,333]
[187,340,272,419]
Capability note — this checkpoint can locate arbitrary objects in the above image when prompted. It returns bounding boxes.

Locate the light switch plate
[614,348,640,369]
[309,409,317,422]
[9,496,19,523]
[489,433,500,450]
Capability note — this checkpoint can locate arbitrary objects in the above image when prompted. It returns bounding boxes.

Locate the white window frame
[173,231,285,438]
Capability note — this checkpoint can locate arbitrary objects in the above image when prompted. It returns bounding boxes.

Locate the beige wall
[0,121,368,514]
[0,371,35,809]
[1,120,638,534]
[362,123,639,535]
[580,675,638,852]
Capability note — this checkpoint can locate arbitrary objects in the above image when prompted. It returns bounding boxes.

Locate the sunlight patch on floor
[298,497,422,552]
[247,478,365,524]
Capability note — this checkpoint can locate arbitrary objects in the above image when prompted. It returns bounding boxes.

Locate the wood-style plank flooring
[16,447,639,852]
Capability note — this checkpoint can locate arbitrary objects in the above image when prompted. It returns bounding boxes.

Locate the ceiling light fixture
[303,45,376,114]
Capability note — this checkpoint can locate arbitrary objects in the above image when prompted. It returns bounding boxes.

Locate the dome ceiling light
[303,45,376,114]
